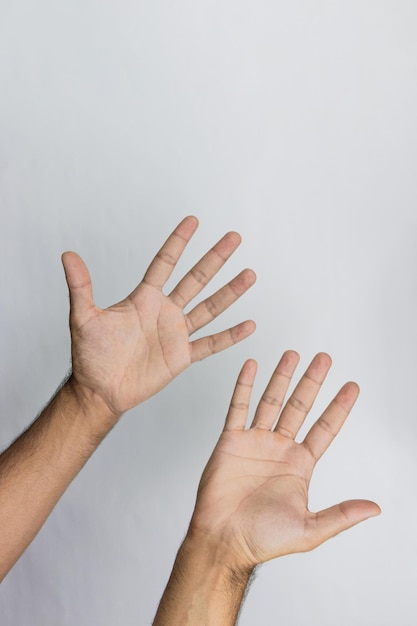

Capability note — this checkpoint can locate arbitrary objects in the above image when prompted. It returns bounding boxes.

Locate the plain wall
[1,2,416,624]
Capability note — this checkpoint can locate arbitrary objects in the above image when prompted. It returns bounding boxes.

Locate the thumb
[307,499,381,548]
[61,251,95,322]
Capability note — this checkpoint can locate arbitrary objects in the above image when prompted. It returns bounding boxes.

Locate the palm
[191,353,380,569]
[62,217,256,416]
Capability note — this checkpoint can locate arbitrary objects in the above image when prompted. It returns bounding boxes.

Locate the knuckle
[316,417,336,436]
[230,400,249,411]
[156,250,176,266]
[191,267,209,286]
[275,424,295,439]
[208,334,217,354]
[262,393,283,409]
[288,395,308,414]
[205,297,218,318]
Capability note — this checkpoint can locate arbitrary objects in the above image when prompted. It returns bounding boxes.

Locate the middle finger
[274,353,332,438]
[250,351,300,430]
[168,231,242,308]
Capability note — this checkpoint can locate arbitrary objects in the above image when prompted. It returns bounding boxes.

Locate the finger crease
[172,231,190,243]
[316,418,337,436]
[190,267,209,286]
[273,371,292,381]
[332,398,351,414]
[288,395,309,414]
[275,424,295,439]
[208,334,217,354]
[261,394,283,408]
[303,372,322,385]
[185,315,195,334]
[170,290,187,308]
[211,247,229,263]
[253,422,271,431]
[229,401,249,411]
[303,439,318,462]
[70,281,91,290]
[156,251,177,266]
[205,297,218,318]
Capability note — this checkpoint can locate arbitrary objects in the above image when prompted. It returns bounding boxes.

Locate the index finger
[140,216,199,290]
[168,231,242,308]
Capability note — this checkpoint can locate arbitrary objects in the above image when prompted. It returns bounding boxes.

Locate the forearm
[0,376,119,581]
[153,528,254,626]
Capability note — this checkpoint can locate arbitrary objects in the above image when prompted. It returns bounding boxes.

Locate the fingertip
[341,499,382,524]
[61,250,82,267]
[242,319,257,340]
[367,502,382,518]
[364,502,382,521]
[246,319,257,335]
[307,352,332,383]
[61,251,75,280]
[347,381,360,396]
[61,250,73,267]
[232,319,256,343]
[176,215,200,239]
[245,268,257,285]
[60,252,92,301]
[280,350,300,370]
[337,381,360,409]
[230,268,257,295]
[184,215,199,227]
[283,349,300,361]
[226,231,242,246]
[239,358,258,383]
[315,351,332,367]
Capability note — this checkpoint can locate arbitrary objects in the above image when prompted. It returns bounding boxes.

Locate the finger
[61,252,95,324]
[302,381,360,462]
[140,216,199,290]
[250,351,300,430]
[169,231,243,308]
[186,269,256,334]
[303,500,381,550]
[224,359,258,430]
[274,352,332,439]
[190,319,256,362]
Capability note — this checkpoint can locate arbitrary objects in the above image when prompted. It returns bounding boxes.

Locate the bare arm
[0,216,256,581]
[0,379,115,581]
[153,352,381,625]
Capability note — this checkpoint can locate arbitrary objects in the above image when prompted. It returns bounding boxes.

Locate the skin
[153,351,381,625]
[63,215,256,416]
[0,216,256,581]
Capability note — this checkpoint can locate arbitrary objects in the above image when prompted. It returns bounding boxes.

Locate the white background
[1,2,416,625]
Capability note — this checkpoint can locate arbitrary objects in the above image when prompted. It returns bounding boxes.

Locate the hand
[190,351,380,570]
[61,216,256,417]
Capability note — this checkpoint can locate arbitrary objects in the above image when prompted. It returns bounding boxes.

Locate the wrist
[64,375,122,431]
[182,525,254,586]
[153,526,254,626]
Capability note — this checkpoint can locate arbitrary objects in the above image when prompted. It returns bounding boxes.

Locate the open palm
[191,352,380,570]
[61,216,256,416]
